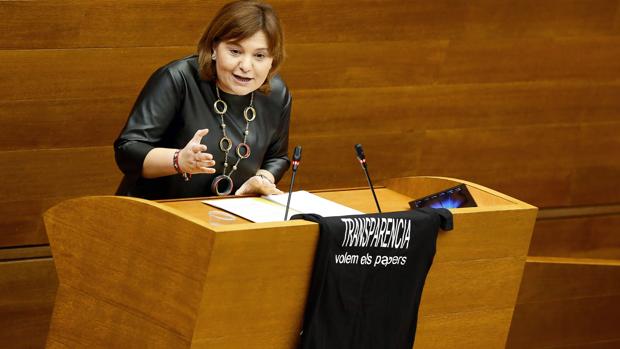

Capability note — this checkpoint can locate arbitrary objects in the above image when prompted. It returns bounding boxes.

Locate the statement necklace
[210,86,256,196]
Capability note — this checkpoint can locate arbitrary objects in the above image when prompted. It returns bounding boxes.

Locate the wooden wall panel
[507,260,620,349]
[517,259,620,302]
[462,0,619,38]
[416,122,620,207]
[438,36,620,84]
[0,258,57,349]
[0,98,132,151]
[509,294,620,348]
[292,82,620,135]
[572,166,620,206]
[2,0,619,50]
[0,199,58,248]
[508,204,620,349]
[0,148,119,201]
[0,0,464,48]
[530,215,620,259]
[0,0,222,49]
[0,147,120,248]
[0,47,192,101]
[283,40,448,89]
[285,131,422,190]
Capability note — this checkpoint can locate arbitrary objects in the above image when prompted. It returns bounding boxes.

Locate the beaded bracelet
[173,150,191,182]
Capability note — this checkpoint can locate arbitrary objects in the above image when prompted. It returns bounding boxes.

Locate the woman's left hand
[235,175,283,196]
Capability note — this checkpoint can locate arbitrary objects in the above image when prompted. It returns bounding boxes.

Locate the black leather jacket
[114,55,291,199]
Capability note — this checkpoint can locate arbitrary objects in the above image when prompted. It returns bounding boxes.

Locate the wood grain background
[0,0,619,348]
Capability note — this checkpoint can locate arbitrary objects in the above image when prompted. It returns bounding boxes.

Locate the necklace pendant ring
[244,106,256,122]
[236,143,251,159]
[219,136,232,151]
[211,175,234,196]
[214,99,228,115]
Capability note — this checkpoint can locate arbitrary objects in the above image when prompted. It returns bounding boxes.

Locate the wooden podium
[44,176,537,348]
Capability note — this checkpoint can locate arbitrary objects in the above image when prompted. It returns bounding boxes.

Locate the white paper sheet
[264,191,363,217]
[203,197,301,223]
[203,191,362,223]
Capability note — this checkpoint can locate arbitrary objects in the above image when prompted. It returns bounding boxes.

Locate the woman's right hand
[178,129,216,174]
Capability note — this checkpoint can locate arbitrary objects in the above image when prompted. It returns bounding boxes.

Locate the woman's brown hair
[197,0,284,94]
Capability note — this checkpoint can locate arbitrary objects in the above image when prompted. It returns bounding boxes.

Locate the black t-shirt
[293,208,453,349]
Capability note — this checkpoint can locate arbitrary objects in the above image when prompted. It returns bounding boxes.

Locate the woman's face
[214,30,274,95]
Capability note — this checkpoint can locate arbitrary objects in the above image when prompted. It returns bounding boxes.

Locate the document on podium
[203,190,363,223]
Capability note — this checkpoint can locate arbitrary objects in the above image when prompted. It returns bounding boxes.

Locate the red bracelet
[173,150,191,182]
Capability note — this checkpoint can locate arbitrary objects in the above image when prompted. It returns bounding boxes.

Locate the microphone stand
[284,146,302,220]
[360,159,382,213]
[284,166,298,220]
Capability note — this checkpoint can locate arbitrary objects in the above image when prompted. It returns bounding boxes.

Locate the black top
[114,55,291,199]
[292,209,453,349]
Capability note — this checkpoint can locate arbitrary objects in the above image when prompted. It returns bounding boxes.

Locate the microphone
[354,144,382,213]
[284,145,302,220]
[292,145,302,170]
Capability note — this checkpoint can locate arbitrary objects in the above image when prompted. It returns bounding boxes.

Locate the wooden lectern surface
[161,187,413,227]
[44,177,537,349]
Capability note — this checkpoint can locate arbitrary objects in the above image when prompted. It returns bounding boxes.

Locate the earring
[211,52,216,60]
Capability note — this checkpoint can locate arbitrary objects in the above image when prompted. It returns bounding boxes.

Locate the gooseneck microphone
[284,145,302,220]
[355,144,382,213]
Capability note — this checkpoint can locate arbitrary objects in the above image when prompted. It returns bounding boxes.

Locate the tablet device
[409,183,477,209]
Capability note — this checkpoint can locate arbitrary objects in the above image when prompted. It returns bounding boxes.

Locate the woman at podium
[114,0,290,199]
